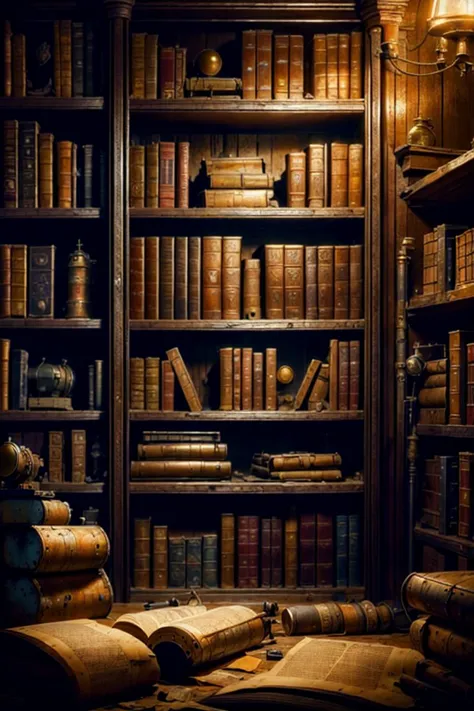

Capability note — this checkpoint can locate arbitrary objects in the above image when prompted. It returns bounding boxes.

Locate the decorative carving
[104,0,135,20]
[361,0,410,44]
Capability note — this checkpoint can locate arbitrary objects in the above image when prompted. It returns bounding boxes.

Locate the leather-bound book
[145,236,159,320]
[83,144,93,207]
[145,357,160,411]
[12,34,26,97]
[175,237,188,319]
[71,143,77,208]
[177,142,189,209]
[138,443,227,460]
[48,431,64,482]
[418,387,447,407]
[206,156,264,175]
[131,460,232,480]
[256,30,272,100]
[334,245,349,319]
[326,34,338,100]
[287,152,306,207]
[289,35,304,99]
[316,513,333,587]
[29,246,55,317]
[4,20,12,97]
[159,142,175,207]
[131,33,146,98]
[130,144,145,208]
[459,452,474,538]
[175,47,187,99]
[233,347,242,410]
[166,347,202,412]
[349,340,360,410]
[308,362,329,410]
[349,245,363,319]
[210,174,274,189]
[202,236,222,319]
[130,357,145,410]
[284,245,304,319]
[153,525,168,589]
[348,513,361,586]
[436,224,466,293]
[330,143,349,207]
[348,144,363,207]
[145,34,158,99]
[338,33,350,99]
[300,513,316,587]
[335,514,348,587]
[168,536,185,588]
[237,515,249,587]
[271,517,283,587]
[188,236,201,320]
[222,236,242,319]
[307,143,326,208]
[418,408,446,425]
[449,330,474,424]
[329,338,339,410]
[350,32,363,98]
[421,458,440,530]
[305,245,318,319]
[19,121,39,208]
[243,259,261,319]
[146,143,159,208]
[285,516,298,587]
[0,339,9,411]
[248,515,259,588]
[161,360,175,411]
[39,133,53,208]
[203,534,218,588]
[261,518,271,587]
[71,430,86,483]
[265,244,284,319]
[274,35,289,99]
[438,455,459,536]
[312,34,327,99]
[242,30,257,100]
[265,347,277,411]
[426,358,448,374]
[219,347,233,410]
[130,237,145,320]
[11,349,28,410]
[53,21,61,96]
[4,120,18,208]
[318,245,334,319]
[204,189,274,208]
[295,359,321,410]
[221,513,235,588]
[160,236,175,319]
[72,22,84,97]
[242,347,253,410]
[0,245,11,317]
[338,341,349,410]
[159,46,175,99]
[186,537,202,588]
[59,20,72,98]
[467,343,474,425]
[253,352,264,409]
[424,373,447,388]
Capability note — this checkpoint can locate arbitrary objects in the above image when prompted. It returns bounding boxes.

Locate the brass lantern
[66,240,92,319]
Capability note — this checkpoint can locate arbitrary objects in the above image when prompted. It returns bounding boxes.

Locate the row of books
[3,121,101,208]
[129,141,188,209]
[421,543,473,573]
[4,19,99,98]
[251,452,343,482]
[130,237,363,321]
[131,435,232,480]
[131,35,185,99]
[133,512,362,589]
[422,223,474,295]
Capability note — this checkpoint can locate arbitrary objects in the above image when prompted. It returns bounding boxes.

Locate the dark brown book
[48,430,64,482]
[20,121,39,208]
[349,144,363,207]
[318,246,334,319]
[338,33,350,99]
[349,340,360,410]
[202,236,222,319]
[334,245,349,319]
[159,46,175,99]
[274,35,289,100]
[248,515,259,588]
[134,518,151,588]
[233,347,242,411]
[253,352,264,410]
[145,357,160,411]
[4,21,12,98]
[12,34,26,97]
[161,360,175,411]
[329,338,339,410]
[426,358,447,374]
[145,34,158,99]
[0,244,11,318]
[130,357,145,410]
[265,244,284,319]
[331,143,349,207]
[83,144,93,207]
[188,236,201,320]
[316,513,333,586]
[467,343,474,425]
[166,347,202,412]
[145,236,159,320]
[222,236,242,319]
[256,30,272,100]
[39,133,54,208]
[287,152,306,207]
[153,525,168,589]
[159,142,175,208]
[177,142,189,209]
[338,341,349,410]
[242,30,257,100]
[138,443,227,460]
[327,34,338,100]
[300,513,316,587]
[295,359,321,410]
[284,245,304,319]
[424,373,447,388]
[3,120,18,208]
[71,143,78,208]
[221,513,235,588]
[261,518,271,587]
[169,536,185,587]
[160,236,175,319]
[29,246,55,318]
[175,236,188,319]
[307,143,326,208]
[204,189,274,208]
[459,452,474,538]
[421,457,440,530]
[129,144,145,208]
[312,34,327,99]
[11,244,27,318]
[186,536,202,588]
[271,517,283,587]
[350,31,363,98]
[285,516,298,588]
[130,237,145,320]
[243,258,261,320]
[220,347,233,411]
[237,515,249,588]
[349,245,363,319]
[305,245,318,319]
[449,330,474,424]
[265,347,277,411]
[175,47,187,100]
[0,338,9,412]
[71,430,86,483]
[289,35,304,99]
[72,22,84,97]
[419,387,447,408]
[59,21,72,98]
[308,362,330,410]
[418,408,447,425]
[242,347,253,410]
[146,143,159,208]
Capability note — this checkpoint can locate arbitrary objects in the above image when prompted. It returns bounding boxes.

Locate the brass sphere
[277,365,295,385]
[196,49,223,77]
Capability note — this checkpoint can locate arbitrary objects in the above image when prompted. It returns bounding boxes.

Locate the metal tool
[143,589,202,610]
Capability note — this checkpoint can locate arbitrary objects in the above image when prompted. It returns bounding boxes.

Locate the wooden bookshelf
[416,424,474,439]
[40,482,105,493]
[0,411,103,422]
[130,480,364,495]
[130,586,366,604]
[414,525,474,559]
[0,208,101,219]
[0,97,104,111]
[130,410,364,422]
[130,207,365,220]
[402,147,474,208]
[0,318,102,329]
[408,283,474,313]
[130,319,365,332]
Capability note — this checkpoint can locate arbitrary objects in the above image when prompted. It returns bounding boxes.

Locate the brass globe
[277,365,295,385]
[196,49,223,77]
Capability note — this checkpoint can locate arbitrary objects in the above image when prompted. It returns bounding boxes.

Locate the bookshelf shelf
[0,410,104,422]
[130,207,365,220]
[0,97,104,111]
[408,283,474,313]
[130,586,366,604]
[0,318,102,330]
[416,424,474,438]
[40,482,105,493]
[130,480,364,495]
[0,208,101,219]
[130,319,365,332]
[402,147,474,208]
[414,525,474,559]
[130,410,364,422]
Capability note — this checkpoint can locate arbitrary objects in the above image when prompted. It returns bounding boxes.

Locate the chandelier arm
[406,29,430,53]
[387,56,459,77]
[381,45,442,67]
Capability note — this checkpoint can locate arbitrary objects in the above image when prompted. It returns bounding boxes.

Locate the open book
[112,604,207,644]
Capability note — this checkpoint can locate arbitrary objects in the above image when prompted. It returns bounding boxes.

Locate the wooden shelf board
[416,424,474,438]
[130,319,365,332]
[0,97,104,111]
[414,525,474,559]
[0,208,101,219]
[130,410,364,422]
[40,482,105,493]
[0,318,102,329]
[130,586,365,604]
[408,284,474,312]
[130,207,365,220]
[0,410,104,422]
[402,147,474,207]
[130,480,364,495]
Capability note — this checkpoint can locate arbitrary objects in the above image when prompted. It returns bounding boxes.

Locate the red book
[159,47,175,99]
[299,513,316,587]
[271,516,283,587]
[338,341,349,410]
[159,142,175,208]
[248,515,259,588]
[316,513,334,587]
[349,340,360,410]
[237,515,249,588]
[177,142,189,208]
[261,518,271,587]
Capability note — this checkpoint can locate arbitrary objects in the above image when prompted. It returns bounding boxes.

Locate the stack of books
[251,452,343,481]
[129,140,189,208]
[131,35,187,99]
[422,224,467,295]
[456,227,474,289]
[204,156,275,208]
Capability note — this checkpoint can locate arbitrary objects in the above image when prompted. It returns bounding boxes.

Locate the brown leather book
[284,245,304,319]
[338,33,350,99]
[349,340,360,410]
[144,34,158,99]
[57,140,72,209]
[424,373,448,389]
[39,133,54,208]
[177,142,189,209]
[166,347,202,412]
[418,408,446,425]
[48,431,64,482]
[53,21,61,97]
[253,352,264,410]
[286,152,306,207]
[210,174,273,189]
[175,236,188,319]
[256,30,272,100]
[327,34,338,100]
[349,245,363,319]
[242,30,257,100]
[284,516,298,587]
[159,142,175,208]
[159,46,175,99]
[248,515,259,588]
[449,330,474,424]
[202,236,222,319]
[71,430,86,483]
[233,347,242,411]
[206,156,264,175]
[160,236,175,319]
[3,120,18,208]
[146,143,159,208]
[350,31,363,99]
[11,245,27,318]
[312,34,327,99]
[338,341,349,410]
[459,452,474,538]
[422,232,437,295]
[334,245,349,319]
[59,20,72,98]
[425,358,447,374]
[12,34,26,97]
[153,525,168,589]
[129,144,145,208]
[316,513,333,586]
[307,143,327,208]
[348,144,363,207]
[0,245,11,318]
[145,236,159,320]
[138,443,227,460]
[242,347,253,410]
[289,35,304,99]
[4,20,12,97]
[71,143,78,208]
[220,347,233,410]
[265,347,277,411]
[161,360,175,411]
[145,357,160,411]
[130,357,145,410]
[271,517,283,587]
[305,245,318,319]
[329,338,339,410]
[265,245,284,319]
[130,237,145,320]
[187,236,202,320]
[131,460,231,479]
[308,362,330,410]
[419,387,447,408]
[261,518,271,587]
[318,245,334,319]
[295,359,321,410]
[330,143,349,207]
[134,518,151,588]
[204,189,274,208]
[29,246,55,318]
[222,236,242,319]
[19,132,38,211]
[221,513,235,588]
[175,47,187,99]
[0,339,9,411]
[270,453,342,471]
[300,513,316,587]
[243,259,261,319]
[274,35,289,100]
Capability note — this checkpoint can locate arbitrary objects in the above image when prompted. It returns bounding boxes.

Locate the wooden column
[104,0,134,602]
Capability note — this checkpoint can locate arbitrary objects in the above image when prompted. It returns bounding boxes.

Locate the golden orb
[196,49,223,77]
[277,365,295,385]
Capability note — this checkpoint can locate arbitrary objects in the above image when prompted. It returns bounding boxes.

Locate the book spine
[145,34,158,99]
[274,35,289,100]
[338,341,349,410]
[418,408,447,425]
[0,338,9,410]
[60,20,72,98]
[271,516,283,587]
[307,143,326,209]
[29,246,55,317]
[349,340,360,410]
[233,347,242,410]
[159,46,175,99]
[424,373,447,388]
[206,157,264,174]
[265,244,284,319]
[188,236,201,320]
[166,346,202,412]
[48,430,64,482]
[84,23,94,96]
[11,349,28,410]
[312,34,327,99]
[253,352,264,410]
[53,21,61,96]
[146,143,159,208]
[284,245,304,319]
[237,515,249,588]
[159,141,175,208]
[143,431,221,444]
[177,142,189,209]
[418,387,447,407]
[71,143,77,208]
[243,258,261,320]
[338,33,350,99]
[348,513,361,587]
[130,144,145,208]
[71,429,86,483]
[221,513,235,588]
[130,237,145,320]
[439,455,459,536]
[459,452,474,538]
[12,34,26,97]
[222,236,242,319]
[305,245,318,319]
[3,120,18,208]
[139,443,227,460]
[72,22,84,97]
[56,140,72,208]
[284,516,298,587]
[316,513,333,586]
[326,34,338,100]
[334,245,349,319]
[446,233,456,291]
[95,360,103,410]
[0,244,11,317]
[186,536,202,588]
[350,32,363,98]
[153,525,168,589]
[4,21,12,97]
[168,536,185,588]
[265,347,277,411]
[318,245,334,319]
[20,121,39,208]
[336,514,348,587]
[295,359,320,410]
[204,189,273,208]
[449,330,465,424]
[242,347,253,410]
[329,338,339,410]
[349,245,363,319]
[286,152,306,207]
[11,245,27,318]
[145,357,160,411]
[175,46,187,99]
[248,515,259,588]
[131,33,146,98]
[425,358,448,374]
[219,347,233,411]
[82,144,93,208]
[467,343,474,425]
[202,235,222,319]
[348,144,363,207]
[289,34,304,99]
[161,360,175,411]
[202,534,218,588]
[130,357,145,410]
[175,236,188,319]
[256,30,272,100]
[261,518,271,587]
[88,365,95,409]
[299,513,316,587]
[330,142,349,207]
[38,133,53,209]
[145,236,159,320]
[242,30,257,100]
[309,362,329,410]
[160,235,175,319]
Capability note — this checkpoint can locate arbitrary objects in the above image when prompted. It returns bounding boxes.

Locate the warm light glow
[428,0,474,38]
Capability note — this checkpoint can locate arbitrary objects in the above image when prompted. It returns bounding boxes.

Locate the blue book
[348,514,361,587]
[335,514,348,587]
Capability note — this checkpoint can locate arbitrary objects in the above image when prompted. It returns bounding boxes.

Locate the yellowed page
[113,604,207,644]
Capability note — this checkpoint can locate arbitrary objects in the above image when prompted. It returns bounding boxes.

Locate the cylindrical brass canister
[376,601,394,633]
[337,602,367,635]
[66,240,92,319]
[402,571,474,631]
[0,440,43,485]
[2,569,113,626]
[359,599,379,633]
[281,602,344,636]
[0,498,71,525]
[3,525,110,573]
[243,258,261,319]
[113,605,208,645]
[410,617,474,676]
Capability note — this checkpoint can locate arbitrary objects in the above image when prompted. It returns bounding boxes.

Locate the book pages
[113,604,207,644]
